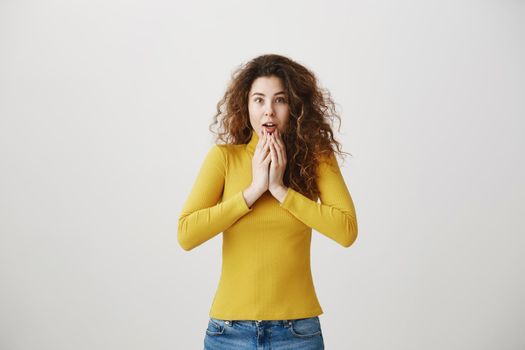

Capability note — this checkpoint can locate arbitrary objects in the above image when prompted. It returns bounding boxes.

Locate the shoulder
[316,151,341,175]
[213,143,246,156]
[203,144,226,162]
[204,143,245,164]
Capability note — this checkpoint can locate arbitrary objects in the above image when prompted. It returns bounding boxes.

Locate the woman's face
[248,75,290,137]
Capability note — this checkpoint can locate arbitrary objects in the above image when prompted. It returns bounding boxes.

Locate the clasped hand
[251,129,288,199]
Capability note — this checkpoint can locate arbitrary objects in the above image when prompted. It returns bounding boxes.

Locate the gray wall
[1,0,523,349]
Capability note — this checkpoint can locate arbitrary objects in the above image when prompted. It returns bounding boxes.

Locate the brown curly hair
[209,54,352,201]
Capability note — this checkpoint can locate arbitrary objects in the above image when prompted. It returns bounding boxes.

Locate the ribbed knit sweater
[177,130,358,320]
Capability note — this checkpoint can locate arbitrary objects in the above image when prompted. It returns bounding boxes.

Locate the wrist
[249,183,267,197]
[270,185,288,203]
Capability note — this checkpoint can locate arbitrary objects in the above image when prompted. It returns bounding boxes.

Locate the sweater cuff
[236,190,254,213]
[279,187,294,208]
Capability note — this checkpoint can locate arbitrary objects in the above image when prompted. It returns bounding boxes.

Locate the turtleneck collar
[246,129,259,155]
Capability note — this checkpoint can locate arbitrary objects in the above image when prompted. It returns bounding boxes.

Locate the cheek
[248,105,257,120]
[248,103,261,117]
[248,107,260,132]
[278,106,290,121]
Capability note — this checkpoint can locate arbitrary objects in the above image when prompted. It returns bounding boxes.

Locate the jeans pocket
[289,316,322,338]
[206,318,225,336]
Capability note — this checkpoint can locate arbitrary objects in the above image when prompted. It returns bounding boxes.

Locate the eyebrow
[251,91,286,97]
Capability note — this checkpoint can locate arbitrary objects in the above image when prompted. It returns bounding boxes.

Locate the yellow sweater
[178,130,358,320]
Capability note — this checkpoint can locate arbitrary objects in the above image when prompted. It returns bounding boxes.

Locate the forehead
[249,76,285,94]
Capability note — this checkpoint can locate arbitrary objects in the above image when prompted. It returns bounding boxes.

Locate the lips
[262,123,277,134]
[263,126,276,133]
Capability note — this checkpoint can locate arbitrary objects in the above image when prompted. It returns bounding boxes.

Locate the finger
[275,130,285,150]
[257,130,265,151]
[268,134,275,150]
[262,140,270,160]
[272,137,283,165]
[269,141,278,167]
[270,134,282,159]
[263,135,270,150]
[262,130,269,148]
[263,149,271,164]
[274,131,286,161]
[275,129,283,146]
[260,130,268,149]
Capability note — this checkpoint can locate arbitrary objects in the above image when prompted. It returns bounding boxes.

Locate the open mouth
[262,123,277,134]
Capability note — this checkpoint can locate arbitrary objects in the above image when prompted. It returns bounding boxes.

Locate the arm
[278,153,358,247]
[177,145,253,251]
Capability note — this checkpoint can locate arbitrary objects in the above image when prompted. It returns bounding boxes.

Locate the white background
[1,0,524,349]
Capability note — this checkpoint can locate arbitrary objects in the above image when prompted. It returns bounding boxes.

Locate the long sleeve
[279,152,358,247]
[177,145,253,251]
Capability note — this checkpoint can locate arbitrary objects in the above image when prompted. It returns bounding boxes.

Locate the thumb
[263,152,271,165]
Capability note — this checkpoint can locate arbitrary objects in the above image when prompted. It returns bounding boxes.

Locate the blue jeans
[203,316,324,349]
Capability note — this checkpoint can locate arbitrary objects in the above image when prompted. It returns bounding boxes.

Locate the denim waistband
[213,318,289,325]
[211,316,319,327]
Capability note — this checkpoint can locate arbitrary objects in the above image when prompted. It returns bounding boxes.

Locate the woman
[178,54,358,350]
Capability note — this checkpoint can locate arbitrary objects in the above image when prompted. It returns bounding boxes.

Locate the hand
[250,129,272,195]
[268,129,288,196]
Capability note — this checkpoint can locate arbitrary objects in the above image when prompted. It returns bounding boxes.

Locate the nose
[264,103,274,116]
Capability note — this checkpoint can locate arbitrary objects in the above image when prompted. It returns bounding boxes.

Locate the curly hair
[209,54,352,201]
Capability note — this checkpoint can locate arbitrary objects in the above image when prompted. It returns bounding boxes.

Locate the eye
[254,97,263,103]
[276,97,287,103]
